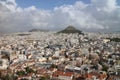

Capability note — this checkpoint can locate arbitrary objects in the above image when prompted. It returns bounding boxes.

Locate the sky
[16,0,90,10]
[0,0,120,33]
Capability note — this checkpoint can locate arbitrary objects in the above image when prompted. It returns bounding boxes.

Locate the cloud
[52,1,105,30]
[0,0,120,33]
[0,0,17,11]
[91,0,117,12]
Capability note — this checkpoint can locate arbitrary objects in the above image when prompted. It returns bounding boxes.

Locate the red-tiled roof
[52,70,74,77]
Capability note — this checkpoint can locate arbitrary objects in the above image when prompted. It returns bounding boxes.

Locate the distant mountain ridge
[58,25,83,34]
[29,29,49,32]
[116,31,120,32]
[0,32,3,36]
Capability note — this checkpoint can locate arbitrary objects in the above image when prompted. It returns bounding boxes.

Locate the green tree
[102,65,108,72]
[25,67,34,73]
[50,64,58,68]
[21,78,28,80]
[3,74,10,80]
[39,77,47,80]
[16,70,25,76]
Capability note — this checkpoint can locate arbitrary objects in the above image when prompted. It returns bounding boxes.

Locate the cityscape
[0,0,120,80]
[0,26,120,80]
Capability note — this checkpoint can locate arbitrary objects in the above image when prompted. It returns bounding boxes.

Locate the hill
[58,25,83,34]
[29,29,49,32]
